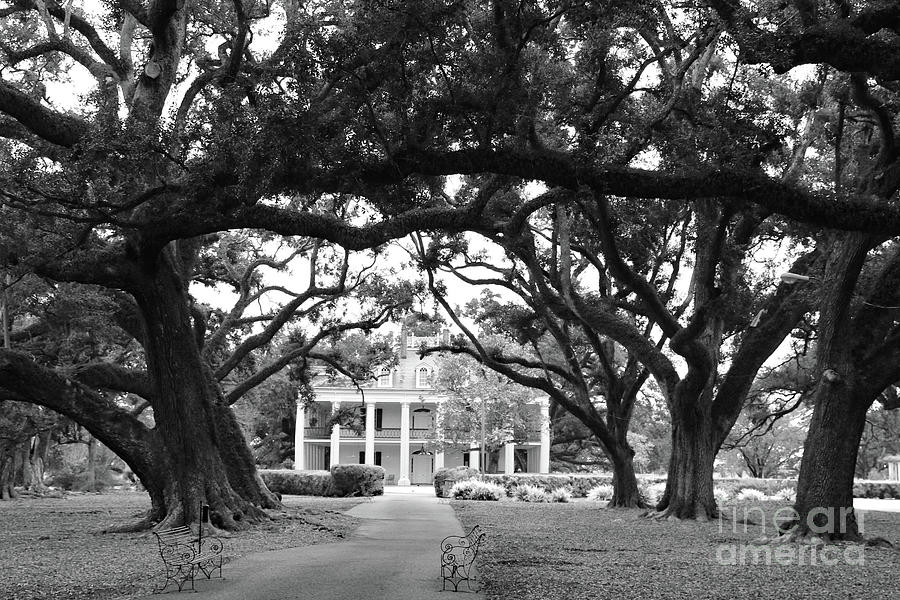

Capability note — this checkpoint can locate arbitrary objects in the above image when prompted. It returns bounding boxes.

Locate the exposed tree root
[154,501,184,530]
[640,509,711,523]
[606,498,648,510]
[102,513,157,533]
[758,523,868,545]
[641,503,717,522]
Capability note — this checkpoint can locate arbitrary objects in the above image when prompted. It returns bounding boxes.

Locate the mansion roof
[312,327,448,391]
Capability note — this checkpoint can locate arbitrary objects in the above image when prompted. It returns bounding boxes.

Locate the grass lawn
[452,499,900,600]
[0,490,363,600]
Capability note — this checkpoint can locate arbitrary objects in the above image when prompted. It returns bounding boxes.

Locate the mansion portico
[293,329,551,485]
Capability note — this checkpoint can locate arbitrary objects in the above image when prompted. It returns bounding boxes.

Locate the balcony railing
[307,426,542,442]
[339,427,363,438]
[304,427,330,438]
[333,427,434,440]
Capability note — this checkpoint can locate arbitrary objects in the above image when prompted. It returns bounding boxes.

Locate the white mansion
[293,329,551,485]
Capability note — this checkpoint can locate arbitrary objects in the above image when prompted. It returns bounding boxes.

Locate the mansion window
[416,366,433,388]
[359,451,383,466]
[362,406,384,429]
[377,367,392,388]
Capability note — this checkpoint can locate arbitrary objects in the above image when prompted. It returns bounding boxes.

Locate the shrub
[514,483,549,503]
[772,487,796,502]
[586,484,614,502]
[550,487,572,503]
[641,482,667,505]
[331,464,385,497]
[482,473,624,498]
[259,469,336,496]
[713,487,732,505]
[711,478,797,497]
[434,466,480,497]
[853,480,900,499]
[735,488,768,503]
[450,478,505,501]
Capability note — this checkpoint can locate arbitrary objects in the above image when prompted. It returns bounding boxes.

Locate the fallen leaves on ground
[0,490,362,600]
[452,499,900,600]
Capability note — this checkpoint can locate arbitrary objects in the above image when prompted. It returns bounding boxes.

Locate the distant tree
[722,414,808,479]
[431,352,542,473]
[856,390,900,479]
[403,312,447,338]
[0,401,55,499]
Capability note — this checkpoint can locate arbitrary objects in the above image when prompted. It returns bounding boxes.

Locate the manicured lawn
[0,490,363,600]
[452,499,900,600]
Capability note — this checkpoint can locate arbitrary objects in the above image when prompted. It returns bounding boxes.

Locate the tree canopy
[3,0,900,531]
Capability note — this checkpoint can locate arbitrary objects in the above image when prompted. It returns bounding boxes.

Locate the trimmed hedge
[434,466,480,497]
[331,464,385,497]
[481,474,667,498]
[478,474,900,500]
[853,480,900,499]
[262,469,900,500]
[711,478,797,497]
[483,474,801,500]
[260,469,336,496]
[260,465,385,497]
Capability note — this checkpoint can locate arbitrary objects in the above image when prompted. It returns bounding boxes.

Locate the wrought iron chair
[152,504,224,592]
[440,525,486,592]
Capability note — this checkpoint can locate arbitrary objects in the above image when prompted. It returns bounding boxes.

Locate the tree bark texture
[131,254,279,529]
[792,380,869,540]
[608,448,642,508]
[789,233,889,541]
[657,395,718,519]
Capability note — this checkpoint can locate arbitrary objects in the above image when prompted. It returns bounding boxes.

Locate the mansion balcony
[303,427,435,440]
[294,385,552,482]
[303,425,543,442]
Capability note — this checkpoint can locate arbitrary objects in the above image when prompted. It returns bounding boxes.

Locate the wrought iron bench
[440,525,486,592]
[152,508,224,592]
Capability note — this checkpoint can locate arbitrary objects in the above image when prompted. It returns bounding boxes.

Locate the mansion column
[293,402,305,470]
[365,402,376,465]
[540,400,551,474]
[504,442,515,475]
[330,401,341,467]
[434,400,445,471]
[398,402,411,486]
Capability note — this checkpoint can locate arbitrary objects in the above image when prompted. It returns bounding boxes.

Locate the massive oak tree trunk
[131,253,279,529]
[657,391,717,520]
[608,446,642,508]
[791,380,869,541]
[786,233,893,542]
[653,199,722,521]
[1,304,279,531]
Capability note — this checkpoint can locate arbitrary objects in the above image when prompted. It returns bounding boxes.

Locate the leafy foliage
[432,352,542,461]
[450,478,505,501]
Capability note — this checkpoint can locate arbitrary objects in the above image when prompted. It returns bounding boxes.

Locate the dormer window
[377,367,392,388]
[416,366,432,388]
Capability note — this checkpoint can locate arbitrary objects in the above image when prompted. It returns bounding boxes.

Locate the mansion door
[410,454,433,485]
